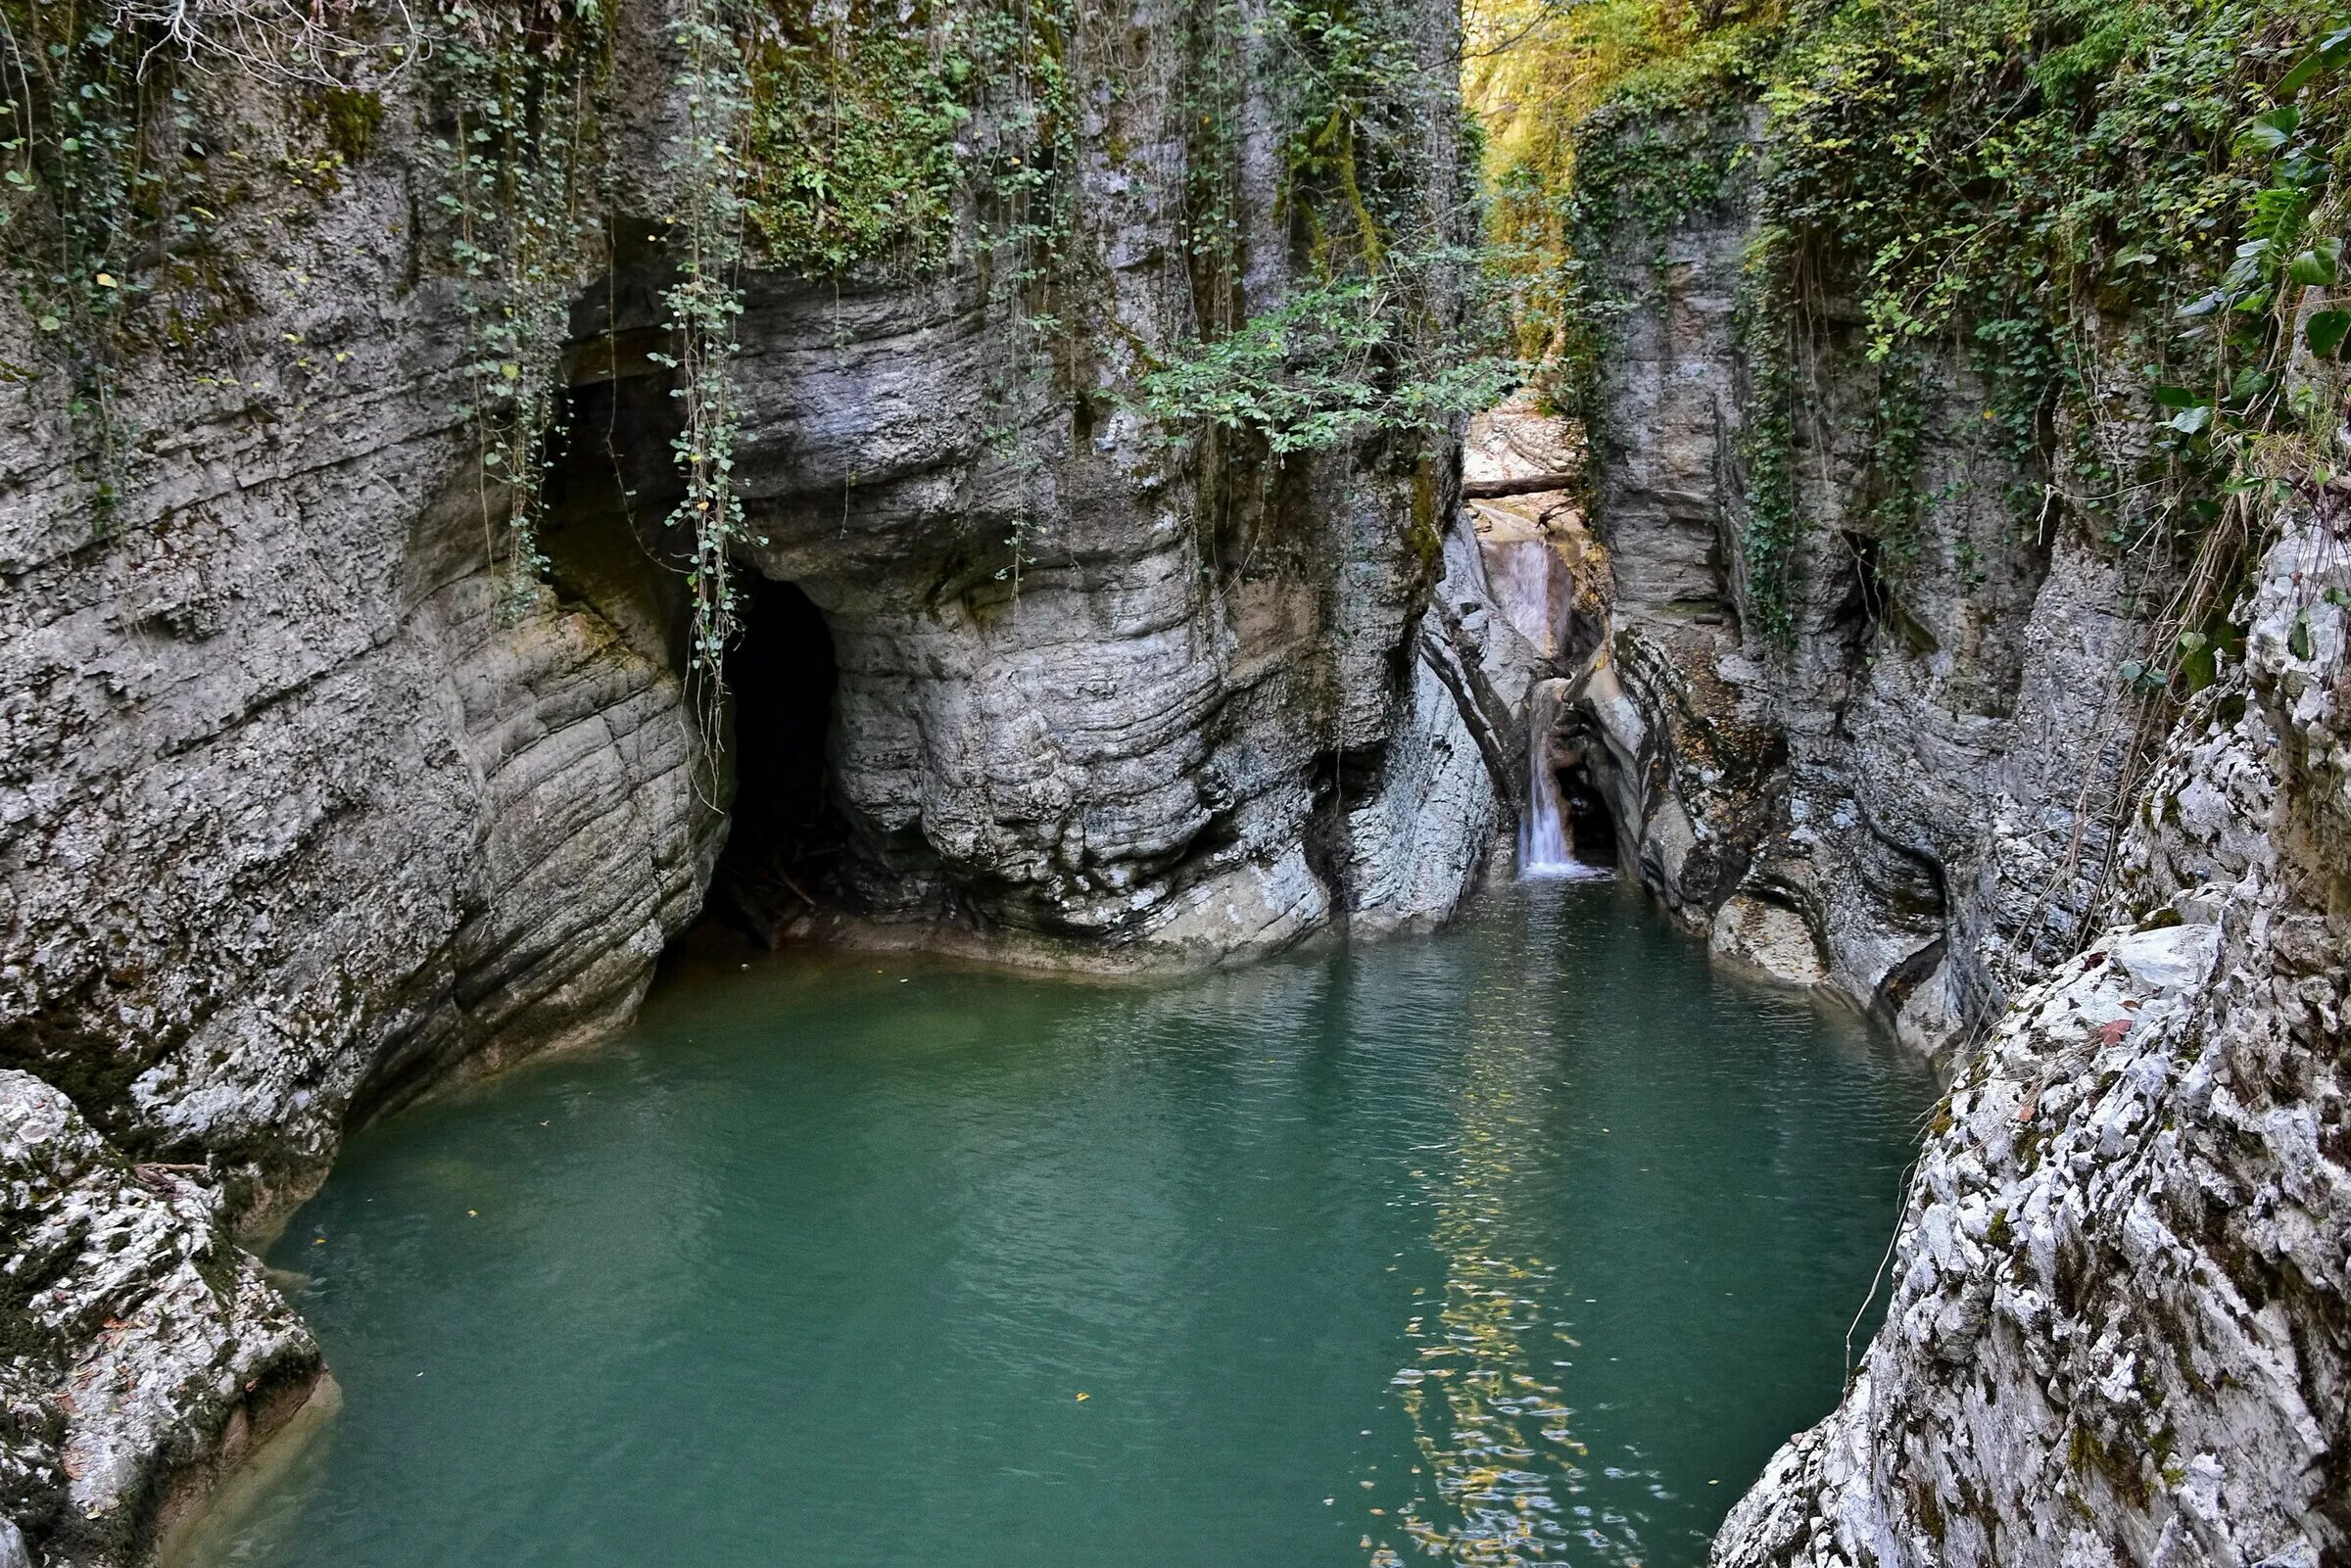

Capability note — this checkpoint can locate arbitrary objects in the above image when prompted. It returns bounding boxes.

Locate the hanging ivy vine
[2,6,187,524]
[650,0,753,684]
[1479,0,2349,651]
[430,0,611,604]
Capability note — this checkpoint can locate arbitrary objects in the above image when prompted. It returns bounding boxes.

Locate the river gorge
[183,886,1932,1568]
[1,1,2345,1565]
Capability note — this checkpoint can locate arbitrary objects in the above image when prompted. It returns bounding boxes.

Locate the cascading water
[1518,680,1610,880]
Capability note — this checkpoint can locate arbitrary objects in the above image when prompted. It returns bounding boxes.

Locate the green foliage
[2,1,413,519]
[1751,0,2349,647]
[1467,0,1781,366]
[430,0,611,602]
[650,0,752,681]
[1138,265,1504,451]
[1734,226,1803,643]
[308,85,386,162]
[1140,0,1495,458]
[742,9,970,276]
[1273,0,1429,272]
[0,4,188,517]
[1480,0,2351,650]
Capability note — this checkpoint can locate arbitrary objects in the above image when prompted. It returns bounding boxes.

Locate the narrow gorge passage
[5,0,2340,1559]
[184,885,1932,1568]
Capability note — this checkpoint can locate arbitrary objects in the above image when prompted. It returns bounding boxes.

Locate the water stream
[1517,684,1607,881]
[190,882,1931,1568]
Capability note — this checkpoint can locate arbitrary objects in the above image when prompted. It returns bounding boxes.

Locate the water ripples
[194,882,1934,1568]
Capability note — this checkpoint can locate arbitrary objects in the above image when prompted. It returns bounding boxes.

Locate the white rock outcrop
[1711,524,2349,1568]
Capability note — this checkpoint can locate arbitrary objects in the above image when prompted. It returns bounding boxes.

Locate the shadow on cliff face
[1536,693,1626,871]
[1559,760,1618,865]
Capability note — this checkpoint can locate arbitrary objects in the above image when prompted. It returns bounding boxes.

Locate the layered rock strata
[1712,523,2349,1568]
[0,2,1516,1558]
[1566,103,2347,1568]
[1566,131,2170,1055]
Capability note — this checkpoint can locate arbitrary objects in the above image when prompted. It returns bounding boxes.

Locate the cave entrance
[1547,715,1622,870]
[718,575,849,944]
[1558,757,1618,865]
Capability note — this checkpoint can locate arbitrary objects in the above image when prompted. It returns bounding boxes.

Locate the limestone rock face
[1340,509,1546,931]
[0,1071,318,1568]
[0,52,727,1213]
[1710,523,2350,1568]
[1575,104,2348,1568]
[1573,123,2163,1054]
[713,263,1467,960]
[1,3,1500,1556]
[692,0,1490,963]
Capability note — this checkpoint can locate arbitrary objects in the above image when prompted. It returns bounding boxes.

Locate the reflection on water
[1379,953,1643,1566]
[193,881,1931,1568]
[1386,1031,1597,1565]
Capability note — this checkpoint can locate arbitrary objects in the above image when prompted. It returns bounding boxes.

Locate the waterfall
[1518,682,1609,881]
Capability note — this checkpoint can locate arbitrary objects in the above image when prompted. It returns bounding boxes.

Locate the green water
[197,882,1932,1568]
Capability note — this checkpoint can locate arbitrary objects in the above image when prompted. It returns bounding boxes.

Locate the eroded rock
[1710,523,2351,1568]
[0,1073,316,1566]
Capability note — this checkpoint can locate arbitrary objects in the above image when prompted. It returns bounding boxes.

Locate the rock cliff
[1554,101,2348,1568]
[0,1,1519,1557]
[1562,121,2177,1056]
[1711,521,2348,1568]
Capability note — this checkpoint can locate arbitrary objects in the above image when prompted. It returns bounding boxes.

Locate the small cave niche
[716,575,853,945]
[1827,530,1889,651]
[1544,720,1622,869]
[1827,529,1938,657]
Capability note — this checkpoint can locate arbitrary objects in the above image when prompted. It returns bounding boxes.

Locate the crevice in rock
[1306,738,1393,910]
[1826,530,1887,654]
[1559,752,1620,866]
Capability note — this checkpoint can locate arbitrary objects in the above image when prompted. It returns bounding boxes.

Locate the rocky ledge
[1712,524,2349,1567]
[0,1073,320,1568]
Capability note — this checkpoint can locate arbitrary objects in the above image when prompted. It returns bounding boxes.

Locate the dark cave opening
[1547,718,1622,869]
[1558,759,1619,865]
[1827,530,1888,651]
[717,575,852,945]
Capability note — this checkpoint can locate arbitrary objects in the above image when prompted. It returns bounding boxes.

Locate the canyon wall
[1558,105,2347,1568]
[1711,523,2348,1568]
[0,3,1516,1559]
[1567,123,2169,1056]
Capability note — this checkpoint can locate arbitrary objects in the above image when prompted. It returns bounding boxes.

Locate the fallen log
[1462,471,1578,499]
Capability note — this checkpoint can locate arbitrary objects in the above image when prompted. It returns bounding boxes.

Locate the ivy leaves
[430,0,610,606]
[654,0,754,682]
[1137,264,1505,453]
[2308,306,2351,357]
[2159,8,2349,493]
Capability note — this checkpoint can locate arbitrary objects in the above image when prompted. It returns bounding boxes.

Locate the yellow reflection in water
[1366,1017,1644,1568]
